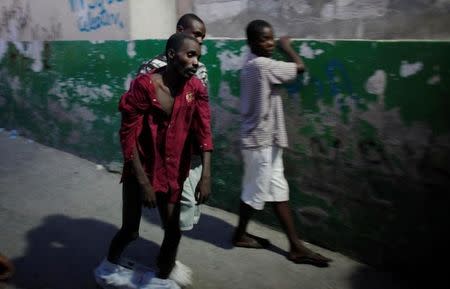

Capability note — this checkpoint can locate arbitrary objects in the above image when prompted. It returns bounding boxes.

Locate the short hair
[165,33,198,59]
[177,13,204,29]
[246,19,272,43]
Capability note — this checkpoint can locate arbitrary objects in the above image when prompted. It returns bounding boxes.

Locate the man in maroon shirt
[95,33,213,289]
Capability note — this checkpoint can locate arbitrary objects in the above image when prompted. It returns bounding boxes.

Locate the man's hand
[195,175,211,205]
[141,184,157,208]
[130,146,156,208]
[278,36,292,51]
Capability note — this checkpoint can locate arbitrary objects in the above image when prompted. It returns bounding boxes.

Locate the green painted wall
[1,39,449,269]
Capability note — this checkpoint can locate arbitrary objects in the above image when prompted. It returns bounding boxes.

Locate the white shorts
[179,165,202,231]
[241,146,289,210]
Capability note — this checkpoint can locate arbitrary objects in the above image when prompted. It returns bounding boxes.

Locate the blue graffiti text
[69,0,125,32]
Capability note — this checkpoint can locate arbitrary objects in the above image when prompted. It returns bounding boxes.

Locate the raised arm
[279,36,305,73]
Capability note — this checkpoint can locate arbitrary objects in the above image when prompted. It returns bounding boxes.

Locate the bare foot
[288,241,331,267]
[232,233,271,249]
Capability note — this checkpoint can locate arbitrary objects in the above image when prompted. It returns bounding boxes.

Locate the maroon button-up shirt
[119,70,213,203]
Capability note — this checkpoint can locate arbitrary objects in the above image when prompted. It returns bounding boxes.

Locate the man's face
[249,26,275,57]
[171,38,201,79]
[179,20,206,45]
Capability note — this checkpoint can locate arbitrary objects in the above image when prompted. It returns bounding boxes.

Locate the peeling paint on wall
[299,42,315,59]
[0,41,8,61]
[195,0,248,23]
[124,73,133,90]
[280,0,312,16]
[49,80,114,107]
[201,44,208,56]
[217,45,248,72]
[299,42,325,59]
[321,0,389,20]
[8,41,45,72]
[196,0,450,39]
[1,39,449,269]
[427,75,440,85]
[126,41,136,58]
[400,61,423,78]
[0,0,62,40]
[365,69,386,97]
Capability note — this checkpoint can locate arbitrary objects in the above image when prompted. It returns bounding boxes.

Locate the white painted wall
[0,0,176,40]
[1,0,62,40]
[179,0,450,39]
[4,0,448,40]
[129,0,177,39]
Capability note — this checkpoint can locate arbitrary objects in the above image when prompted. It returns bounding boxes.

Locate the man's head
[246,19,275,57]
[165,33,201,79]
[176,13,206,45]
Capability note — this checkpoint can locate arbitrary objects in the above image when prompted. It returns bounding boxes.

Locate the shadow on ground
[142,208,289,260]
[142,208,237,250]
[10,214,160,289]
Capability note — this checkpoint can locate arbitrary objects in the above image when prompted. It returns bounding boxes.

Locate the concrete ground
[0,129,407,289]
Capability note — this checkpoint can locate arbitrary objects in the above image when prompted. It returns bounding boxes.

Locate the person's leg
[272,201,331,266]
[107,177,142,263]
[233,200,271,248]
[233,200,255,241]
[271,201,302,250]
[179,165,202,231]
[270,147,331,266]
[233,148,271,248]
[268,147,300,251]
[156,193,181,278]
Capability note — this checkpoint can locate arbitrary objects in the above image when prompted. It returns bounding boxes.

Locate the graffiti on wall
[0,0,62,40]
[68,0,126,32]
[202,39,450,266]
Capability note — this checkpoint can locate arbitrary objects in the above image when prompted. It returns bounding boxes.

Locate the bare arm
[279,36,305,73]
[195,151,211,204]
[131,145,156,208]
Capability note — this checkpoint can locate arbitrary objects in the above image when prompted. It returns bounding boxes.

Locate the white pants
[241,146,289,210]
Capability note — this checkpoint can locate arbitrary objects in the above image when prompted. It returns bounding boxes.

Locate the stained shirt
[119,70,213,203]
[138,54,209,166]
[240,52,297,149]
